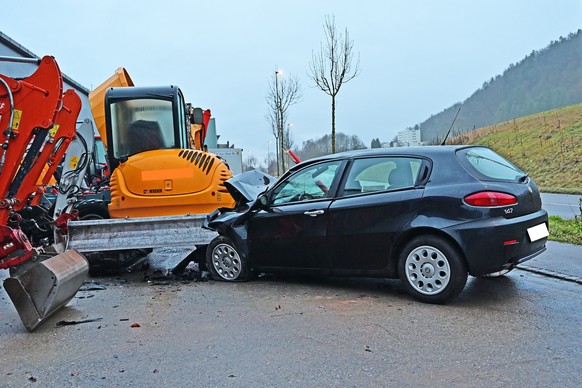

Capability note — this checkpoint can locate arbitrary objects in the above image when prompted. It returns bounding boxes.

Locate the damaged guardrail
[66,214,217,252]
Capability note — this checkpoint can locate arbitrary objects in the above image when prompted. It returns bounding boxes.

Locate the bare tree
[266,68,302,174]
[309,15,361,154]
[265,108,280,174]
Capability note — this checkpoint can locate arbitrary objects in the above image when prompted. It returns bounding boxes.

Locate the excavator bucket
[3,250,89,332]
[89,67,134,147]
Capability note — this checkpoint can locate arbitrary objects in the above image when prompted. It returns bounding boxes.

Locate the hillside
[447,103,582,194]
[413,29,582,144]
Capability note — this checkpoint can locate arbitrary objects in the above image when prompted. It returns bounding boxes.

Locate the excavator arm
[0,56,63,268]
[0,56,88,331]
[0,56,62,223]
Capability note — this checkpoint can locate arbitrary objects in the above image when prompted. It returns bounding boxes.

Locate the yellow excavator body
[108,149,234,218]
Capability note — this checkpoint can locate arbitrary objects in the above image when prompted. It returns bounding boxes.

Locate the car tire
[206,236,249,281]
[398,235,467,304]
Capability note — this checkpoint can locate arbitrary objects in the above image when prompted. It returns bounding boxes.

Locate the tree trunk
[279,111,285,172]
[331,94,336,154]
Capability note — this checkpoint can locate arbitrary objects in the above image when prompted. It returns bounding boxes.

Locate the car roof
[300,145,479,165]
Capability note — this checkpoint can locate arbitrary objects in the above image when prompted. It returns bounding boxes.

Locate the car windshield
[271,160,342,205]
[460,147,525,182]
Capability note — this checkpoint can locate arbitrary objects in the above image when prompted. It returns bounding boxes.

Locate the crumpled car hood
[224,169,275,204]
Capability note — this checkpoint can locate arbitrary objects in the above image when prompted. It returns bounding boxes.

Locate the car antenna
[440,107,462,145]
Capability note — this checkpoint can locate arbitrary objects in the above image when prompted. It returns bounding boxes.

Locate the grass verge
[548,215,582,245]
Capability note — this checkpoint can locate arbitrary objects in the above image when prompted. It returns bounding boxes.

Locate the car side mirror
[257,193,269,209]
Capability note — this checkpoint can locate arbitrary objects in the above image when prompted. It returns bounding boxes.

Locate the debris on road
[56,318,102,327]
[78,283,107,291]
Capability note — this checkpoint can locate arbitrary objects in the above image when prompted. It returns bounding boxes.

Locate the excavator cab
[99,85,235,218]
[105,86,185,169]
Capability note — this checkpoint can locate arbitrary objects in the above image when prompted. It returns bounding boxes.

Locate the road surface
[541,193,581,219]
[1,248,580,387]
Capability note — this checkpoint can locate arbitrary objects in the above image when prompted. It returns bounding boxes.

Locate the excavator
[87,67,235,218]
[1,58,238,331]
[0,56,89,331]
[64,68,237,272]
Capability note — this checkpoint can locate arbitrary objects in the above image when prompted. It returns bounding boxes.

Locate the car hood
[224,169,275,204]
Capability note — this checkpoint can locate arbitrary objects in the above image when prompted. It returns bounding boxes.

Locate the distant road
[541,193,581,219]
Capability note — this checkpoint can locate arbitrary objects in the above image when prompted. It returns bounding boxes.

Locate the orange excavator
[87,68,235,218]
[1,58,239,331]
[64,68,236,263]
[0,56,88,331]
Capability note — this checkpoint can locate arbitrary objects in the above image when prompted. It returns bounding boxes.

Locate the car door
[247,160,343,270]
[327,156,428,271]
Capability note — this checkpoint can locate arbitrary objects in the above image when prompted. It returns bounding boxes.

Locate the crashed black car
[203,146,548,303]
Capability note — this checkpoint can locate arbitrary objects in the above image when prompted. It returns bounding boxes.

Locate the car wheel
[398,236,467,303]
[206,236,249,281]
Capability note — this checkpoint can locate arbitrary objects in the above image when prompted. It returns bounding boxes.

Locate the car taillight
[464,192,518,207]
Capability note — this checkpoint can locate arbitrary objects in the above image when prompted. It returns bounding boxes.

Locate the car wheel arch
[205,235,251,281]
[392,227,468,275]
[396,231,469,303]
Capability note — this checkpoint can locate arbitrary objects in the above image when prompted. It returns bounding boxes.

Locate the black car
[203,146,549,303]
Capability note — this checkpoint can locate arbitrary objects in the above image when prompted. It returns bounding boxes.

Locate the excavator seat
[127,120,164,155]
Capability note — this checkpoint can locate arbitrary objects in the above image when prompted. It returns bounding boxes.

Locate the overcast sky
[2,1,581,161]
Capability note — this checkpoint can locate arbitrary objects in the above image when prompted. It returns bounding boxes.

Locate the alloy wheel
[404,245,451,295]
[211,243,242,280]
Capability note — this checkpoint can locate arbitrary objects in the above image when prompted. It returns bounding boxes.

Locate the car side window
[271,160,342,205]
[340,157,422,196]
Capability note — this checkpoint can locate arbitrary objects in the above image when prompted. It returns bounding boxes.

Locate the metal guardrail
[66,214,217,252]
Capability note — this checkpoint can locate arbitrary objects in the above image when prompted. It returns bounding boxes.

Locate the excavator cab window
[109,98,175,159]
[104,86,189,172]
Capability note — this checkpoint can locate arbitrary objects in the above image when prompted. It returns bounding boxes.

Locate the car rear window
[457,147,525,182]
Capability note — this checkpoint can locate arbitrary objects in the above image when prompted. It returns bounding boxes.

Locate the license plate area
[527,223,549,242]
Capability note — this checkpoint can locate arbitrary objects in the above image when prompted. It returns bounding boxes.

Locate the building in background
[204,117,243,174]
[396,126,422,146]
[0,31,93,122]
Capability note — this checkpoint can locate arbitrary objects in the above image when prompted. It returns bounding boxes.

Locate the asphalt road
[0,193,579,387]
[541,193,581,219]
[1,256,580,387]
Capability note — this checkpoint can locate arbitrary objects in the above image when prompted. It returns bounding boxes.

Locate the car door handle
[304,210,324,217]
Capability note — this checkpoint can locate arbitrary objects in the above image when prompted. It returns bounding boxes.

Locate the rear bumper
[445,210,548,276]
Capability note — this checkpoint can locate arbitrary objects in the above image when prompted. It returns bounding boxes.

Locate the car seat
[388,167,413,189]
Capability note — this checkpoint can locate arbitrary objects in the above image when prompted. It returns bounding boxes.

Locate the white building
[396,127,422,146]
